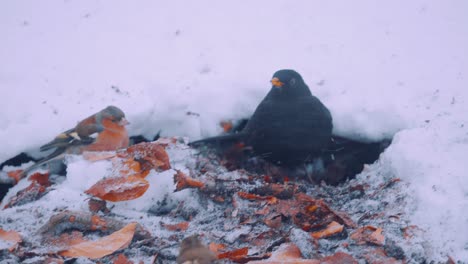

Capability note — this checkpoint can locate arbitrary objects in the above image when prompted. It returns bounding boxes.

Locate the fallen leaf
[350,226,385,246]
[126,142,171,171]
[218,247,248,262]
[248,244,358,264]
[320,252,358,264]
[28,172,51,186]
[46,231,87,251]
[117,157,143,177]
[88,198,110,213]
[237,191,277,204]
[59,222,137,259]
[7,170,23,183]
[161,221,189,231]
[85,175,149,202]
[3,181,49,208]
[174,170,205,191]
[113,253,134,264]
[209,243,227,254]
[311,221,344,239]
[247,243,318,263]
[0,228,22,251]
[363,248,403,264]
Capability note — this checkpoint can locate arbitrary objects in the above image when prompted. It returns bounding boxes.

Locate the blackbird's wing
[244,95,332,162]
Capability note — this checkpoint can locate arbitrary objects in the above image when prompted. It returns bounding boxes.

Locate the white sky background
[1,0,468,261]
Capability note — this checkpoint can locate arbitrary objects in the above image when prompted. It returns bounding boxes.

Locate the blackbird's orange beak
[270,77,284,88]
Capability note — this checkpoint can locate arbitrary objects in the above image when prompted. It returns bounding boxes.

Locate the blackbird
[191,69,333,166]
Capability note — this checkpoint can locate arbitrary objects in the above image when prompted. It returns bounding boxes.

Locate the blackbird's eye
[289,78,296,87]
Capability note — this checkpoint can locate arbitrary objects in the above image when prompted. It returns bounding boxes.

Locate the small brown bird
[18,105,129,180]
[177,235,217,264]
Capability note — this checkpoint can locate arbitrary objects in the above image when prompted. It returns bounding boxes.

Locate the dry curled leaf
[320,252,358,264]
[0,228,22,251]
[6,169,23,183]
[126,142,171,171]
[311,221,344,239]
[59,222,137,259]
[3,181,49,208]
[28,172,51,186]
[161,221,189,231]
[174,170,205,191]
[85,175,149,202]
[363,248,403,264]
[88,198,110,213]
[350,225,385,246]
[209,243,227,254]
[247,243,317,263]
[218,247,248,262]
[237,191,277,204]
[113,254,134,264]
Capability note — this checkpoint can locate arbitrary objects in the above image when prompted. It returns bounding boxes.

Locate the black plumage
[191,69,333,166]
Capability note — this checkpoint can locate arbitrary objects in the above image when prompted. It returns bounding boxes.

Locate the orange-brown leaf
[126,142,171,171]
[161,221,189,231]
[209,243,227,254]
[237,192,278,204]
[113,254,134,264]
[350,226,385,246]
[0,229,22,251]
[174,170,205,191]
[88,198,109,213]
[47,231,87,251]
[247,243,318,263]
[7,170,23,184]
[118,157,142,177]
[320,252,358,264]
[311,221,344,239]
[218,247,248,261]
[85,176,149,202]
[28,172,50,186]
[59,222,137,259]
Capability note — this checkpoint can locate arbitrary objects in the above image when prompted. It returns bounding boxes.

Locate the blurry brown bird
[18,105,129,180]
[177,235,217,264]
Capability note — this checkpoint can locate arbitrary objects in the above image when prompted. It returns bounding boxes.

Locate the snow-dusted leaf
[113,253,134,264]
[350,225,385,246]
[85,176,149,202]
[310,221,344,239]
[237,191,277,204]
[59,222,137,259]
[126,142,171,171]
[246,243,317,263]
[174,170,205,190]
[0,228,21,251]
[218,247,248,262]
[161,221,189,231]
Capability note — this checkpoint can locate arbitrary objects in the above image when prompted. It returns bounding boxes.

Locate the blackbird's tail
[189,133,247,147]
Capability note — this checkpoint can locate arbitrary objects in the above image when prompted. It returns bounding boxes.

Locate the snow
[1,0,468,262]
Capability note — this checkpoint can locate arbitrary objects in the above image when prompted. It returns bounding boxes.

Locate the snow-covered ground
[1,0,467,261]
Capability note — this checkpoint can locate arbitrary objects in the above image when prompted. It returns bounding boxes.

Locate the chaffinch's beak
[119,118,130,126]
